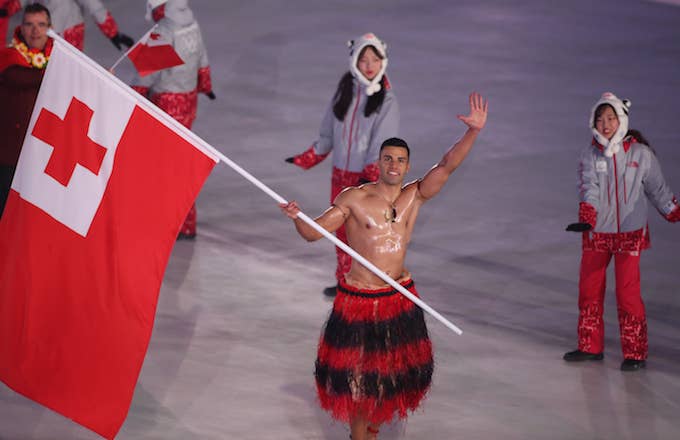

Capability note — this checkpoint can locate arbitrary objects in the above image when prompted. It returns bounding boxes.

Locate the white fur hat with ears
[348,33,388,97]
[146,0,169,21]
[589,92,631,157]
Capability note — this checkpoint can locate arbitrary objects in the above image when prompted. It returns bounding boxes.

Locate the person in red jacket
[131,0,215,240]
[0,2,52,218]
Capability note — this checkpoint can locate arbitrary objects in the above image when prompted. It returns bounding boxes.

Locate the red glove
[566,202,597,232]
[665,197,680,223]
[579,202,597,228]
[285,145,328,170]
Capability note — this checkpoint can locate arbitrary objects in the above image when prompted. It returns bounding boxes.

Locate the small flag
[127,29,184,77]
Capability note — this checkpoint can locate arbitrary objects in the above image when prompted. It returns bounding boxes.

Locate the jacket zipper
[612,154,621,232]
[344,85,361,171]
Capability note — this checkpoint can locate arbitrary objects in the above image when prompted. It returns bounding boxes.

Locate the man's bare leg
[350,417,369,440]
[350,417,381,440]
[367,423,380,439]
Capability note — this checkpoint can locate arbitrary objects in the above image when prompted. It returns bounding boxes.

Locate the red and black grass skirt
[315,278,433,425]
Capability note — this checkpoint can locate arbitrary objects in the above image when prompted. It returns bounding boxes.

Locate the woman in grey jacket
[286,33,399,297]
[564,92,680,371]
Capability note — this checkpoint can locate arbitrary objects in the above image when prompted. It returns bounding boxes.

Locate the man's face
[21,11,50,50]
[379,146,410,185]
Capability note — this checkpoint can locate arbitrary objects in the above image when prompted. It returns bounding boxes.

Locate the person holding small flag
[0,2,52,217]
[131,0,215,240]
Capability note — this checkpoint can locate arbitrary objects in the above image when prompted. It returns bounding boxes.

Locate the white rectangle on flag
[13,42,136,237]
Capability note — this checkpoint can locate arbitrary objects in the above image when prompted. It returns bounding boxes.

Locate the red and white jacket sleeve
[663,197,680,222]
[290,104,334,170]
[577,146,600,227]
[78,0,119,38]
[643,149,680,223]
[196,27,212,94]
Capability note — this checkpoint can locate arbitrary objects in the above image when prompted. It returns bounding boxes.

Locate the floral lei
[11,27,52,69]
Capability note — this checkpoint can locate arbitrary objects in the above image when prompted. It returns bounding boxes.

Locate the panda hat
[348,33,388,96]
[589,92,631,157]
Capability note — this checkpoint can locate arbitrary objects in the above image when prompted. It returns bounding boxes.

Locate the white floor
[2,0,680,439]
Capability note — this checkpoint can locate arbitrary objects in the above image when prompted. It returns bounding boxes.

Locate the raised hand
[457,92,488,131]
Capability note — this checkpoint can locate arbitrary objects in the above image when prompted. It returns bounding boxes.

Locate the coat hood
[589,92,631,157]
[348,33,388,97]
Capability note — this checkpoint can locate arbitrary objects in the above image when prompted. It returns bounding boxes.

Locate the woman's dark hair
[627,129,652,150]
[24,3,51,25]
[332,46,387,121]
[594,104,653,150]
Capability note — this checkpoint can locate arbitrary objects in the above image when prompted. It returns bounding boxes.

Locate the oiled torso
[338,182,422,288]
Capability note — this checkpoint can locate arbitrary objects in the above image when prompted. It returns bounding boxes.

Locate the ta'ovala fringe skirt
[315,278,433,424]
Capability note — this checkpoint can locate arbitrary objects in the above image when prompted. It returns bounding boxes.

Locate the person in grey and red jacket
[131,0,215,240]
[1,0,133,51]
[563,92,680,371]
[285,33,399,297]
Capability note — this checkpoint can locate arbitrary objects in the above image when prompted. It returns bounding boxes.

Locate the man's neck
[374,181,402,201]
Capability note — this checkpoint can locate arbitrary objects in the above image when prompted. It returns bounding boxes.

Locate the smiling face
[594,104,620,140]
[21,11,50,50]
[379,146,410,186]
[356,46,383,81]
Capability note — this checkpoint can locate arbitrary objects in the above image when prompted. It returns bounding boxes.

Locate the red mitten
[579,202,597,228]
[665,197,680,223]
[198,66,212,94]
[287,145,328,170]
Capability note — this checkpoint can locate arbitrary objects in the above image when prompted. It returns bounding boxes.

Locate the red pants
[153,92,199,235]
[577,249,647,360]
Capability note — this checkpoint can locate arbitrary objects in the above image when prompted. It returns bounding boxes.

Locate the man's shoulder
[338,184,370,201]
[401,179,421,197]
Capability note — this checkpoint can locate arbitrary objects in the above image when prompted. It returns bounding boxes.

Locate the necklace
[377,192,397,223]
[11,32,52,69]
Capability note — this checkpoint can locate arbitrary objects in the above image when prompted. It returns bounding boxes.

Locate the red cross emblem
[31,97,107,187]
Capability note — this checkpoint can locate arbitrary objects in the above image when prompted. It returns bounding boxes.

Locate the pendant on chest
[384,206,397,223]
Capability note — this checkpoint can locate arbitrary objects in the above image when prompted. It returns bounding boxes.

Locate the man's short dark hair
[24,3,51,25]
[380,137,410,158]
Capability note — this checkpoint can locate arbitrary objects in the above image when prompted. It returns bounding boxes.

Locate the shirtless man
[280,92,487,440]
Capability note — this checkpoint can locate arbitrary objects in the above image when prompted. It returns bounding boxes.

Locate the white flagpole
[109,24,158,72]
[206,152,463,335]
[46,30,463,336]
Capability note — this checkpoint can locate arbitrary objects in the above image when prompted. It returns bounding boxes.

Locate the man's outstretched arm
[279,200,348,242]
[418,92,488,200]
